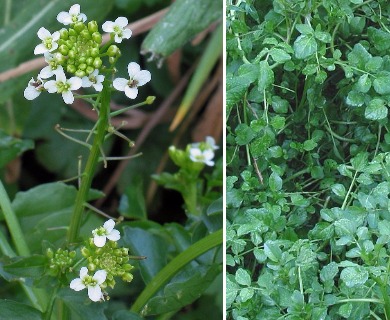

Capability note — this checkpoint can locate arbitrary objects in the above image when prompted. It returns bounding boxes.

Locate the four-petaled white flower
[92,219,120,247]
[113,62,151,99]
[102,17,132,43]
[44,69,82,104]
[34,27,60,55]
[70,267,106,302]
[24,77,45,100]
[57,4,87,25]
[81,69,105,92]
[39,52,64,79]
[189,148,215,166]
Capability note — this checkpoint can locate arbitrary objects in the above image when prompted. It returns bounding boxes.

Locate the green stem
[130,229,223,314]
[67,81,110,243]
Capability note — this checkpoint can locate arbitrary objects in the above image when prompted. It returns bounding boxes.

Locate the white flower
[192,136,219,150]
[57,4,87,25]
[92,219,120,247]
[44,69,82,104]
[34,27,60,55]
[39,52,64,79]
[81,69,105,92]
[24,77,45,100]
[102,17,132,43]
[189,148,215,166]
[113,62,151,99]
[70,267,106,302]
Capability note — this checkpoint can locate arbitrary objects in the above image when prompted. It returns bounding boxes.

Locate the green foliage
[227,0,390,319]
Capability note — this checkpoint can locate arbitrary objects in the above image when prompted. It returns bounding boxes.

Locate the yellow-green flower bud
[75,70,85,77]
[46,248,54,259]
[60,29,69,40]
[107,45,119,57]
[79,63,87,71]
[92,32,102,44]
[78,56,86,63]
[146,96,156,105]
[69,251,76,259]
[74,22,85,33]
[122,273,133,282]
[88,263,96,271]
[81,29,91,40]
[59,45,69,55]
[90,47,99,57]
[68,50,76,59]
[67,64,76,74]
[86,66,94,74]
[88,21,98,33]
[68,28,76,36]
[69,36,77,43]
[86,57,93,65]
[93,57,102,69]
[109,56,116,64]
[65,40,73,48]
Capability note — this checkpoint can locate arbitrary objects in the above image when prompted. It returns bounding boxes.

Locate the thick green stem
[67,81,110,243]
[130,229,222,314]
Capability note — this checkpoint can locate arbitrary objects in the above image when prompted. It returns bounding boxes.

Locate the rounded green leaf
[235,268,251,286]
[365,98,388,120]
[269,172,282,192]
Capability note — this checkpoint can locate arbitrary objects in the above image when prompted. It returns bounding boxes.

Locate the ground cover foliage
[0,0,222,319]
[226,0,390,319]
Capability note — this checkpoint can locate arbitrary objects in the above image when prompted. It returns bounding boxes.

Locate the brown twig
[95,65,195,207]
[0,8,168,83]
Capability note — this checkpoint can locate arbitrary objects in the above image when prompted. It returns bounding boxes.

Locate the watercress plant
[227,1,390,319]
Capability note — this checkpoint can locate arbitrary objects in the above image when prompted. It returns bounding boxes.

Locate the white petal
[96,75,105,83]
[113,78,128,91]
[52,31,60,41]
[69,4,80,15]
[124,86,138,99]
[114,34,123,43]
[122,29,132,39]
[38,66,54,79]
[81,77,92,87]
[93,83,103,92]
[70,278,85,291]
[37,27,50,40]
[206,136,218,149]
[107,229,120,242]
[93,270,107,284]
[189,148,202,161]
[204,159,215,166]
[24,86,41,100]
[94,235,107,247]
[43,52,53,62]
[203,149,215,160]
[127,62,141,77]
[88,285,102,302]
[57,12,72,25]
[34,44,48,55]
[134,70,151,86]
[79,13,87,22]
[55,69,66,82]
[44,80,57,93]
[115,17,128,28]
[49,42,59,52]
[62,91,74,104]
[79,267,88,278]
[103,219,115,232]
[102,21,114,33]
[69,77,82,90]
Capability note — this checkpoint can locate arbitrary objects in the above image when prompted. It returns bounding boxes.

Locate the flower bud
[79,63,87,71]
[93,57,102,69]
[60,28,69,40]
[90,48,99,57]
[68,28,77,36]
[86,57,93,66]
[58,45,69,56]
[69,251,76,259]
[69,36,77,43]
[92,32,102,44]
[74,22,85,33]
[88,263,96,271]
[146,96,156,105]
[107,45,119,57]
[65,40,73,49]
[108,56,116,64]
[88,21,98,33]
[68,50,76,59]
[81,29,91,40]
[67,64,76,74]
[46,248,54,259]
[75,69,86,77]
[86,66,95,74]
[122,273,133,282]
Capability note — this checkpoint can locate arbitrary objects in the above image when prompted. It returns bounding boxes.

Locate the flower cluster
[70,219,134,302]
[24,4,151,104]
[46,247,76,276]
[188,136,219,166]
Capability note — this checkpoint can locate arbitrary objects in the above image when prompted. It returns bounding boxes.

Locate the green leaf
[271,96,289,113]
[258,61,274,92]
[0,130,34,168]
[346,90,365,107]
[112,310,143,320]
[0,300,42,320]
[122,225,168,283]
[269,48,291,63]
[264,241,282,262]
[118,180,147,220]
[239,287,254,302]
[235,123,256,145]
[331,184,346,198]
[373,72,390,95]
[235,268,251,286]
[368,27,390,51]
[141,0,222,59]
[226,73,252,115]
[320,262,339,282]
[340,266,368,288]
[269,172,282,192]
[351,152,368,171]
[355,74,371,93]
[365,98,387,120]
[347,44,371,69]
[226,275,239,309]
[2,255,46,279]
[143,264,221,315]
[293,34,317,59]
[295,24,314,35]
